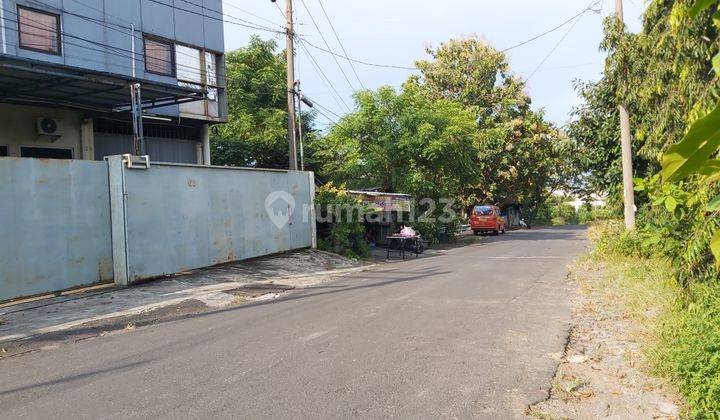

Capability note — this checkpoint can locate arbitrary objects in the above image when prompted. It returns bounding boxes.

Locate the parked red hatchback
[470,205,506,236]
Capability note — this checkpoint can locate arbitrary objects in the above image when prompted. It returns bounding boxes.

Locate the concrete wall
[0,104,87,159]
[0,157,113,301]
[110,158,316,284]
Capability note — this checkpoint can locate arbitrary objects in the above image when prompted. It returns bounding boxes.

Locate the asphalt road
[0,226,587,419]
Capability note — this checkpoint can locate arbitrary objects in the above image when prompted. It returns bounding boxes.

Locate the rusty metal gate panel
[0,157,113,301]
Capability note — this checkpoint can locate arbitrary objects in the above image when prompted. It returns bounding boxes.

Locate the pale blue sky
[222,0,646,127]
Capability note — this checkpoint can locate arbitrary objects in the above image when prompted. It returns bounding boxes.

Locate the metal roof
[346,190,412,198]
[0,55,205,113]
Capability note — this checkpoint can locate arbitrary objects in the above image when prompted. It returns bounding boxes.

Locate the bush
[591,220,720,418]
[593,220,654,259]
[530,195,579,226]
[578,204,615,224]
[553,203,579,225]
[315,183,369,259]
[590,221,720,416]
[633,176,719,285]
[654,283,720,418]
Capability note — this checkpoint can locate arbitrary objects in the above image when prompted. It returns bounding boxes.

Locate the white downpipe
[130,24,136,78]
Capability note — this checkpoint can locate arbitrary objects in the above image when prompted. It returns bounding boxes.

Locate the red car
[470,205,506,236]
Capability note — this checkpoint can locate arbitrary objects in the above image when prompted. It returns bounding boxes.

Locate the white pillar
[201,123,211,165]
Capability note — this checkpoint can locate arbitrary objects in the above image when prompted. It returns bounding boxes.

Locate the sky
[221,0,646,128]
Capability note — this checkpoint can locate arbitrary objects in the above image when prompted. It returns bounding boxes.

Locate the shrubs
[532,195,614,226]
[315,183,369,259]
[592,221,720,416]
[593,220,654,259]
[654,283,720,418]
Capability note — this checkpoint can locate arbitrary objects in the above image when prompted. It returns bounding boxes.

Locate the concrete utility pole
[285,0,298,171]
[615,0,636,230]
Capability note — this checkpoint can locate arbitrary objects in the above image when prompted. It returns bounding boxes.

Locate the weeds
[590,222,720,418]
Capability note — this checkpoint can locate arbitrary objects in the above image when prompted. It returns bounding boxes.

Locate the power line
[300,37,418,70]
[524,1,597,82]
[500,1,600,52]
[299,1,603,72]
[144,0,285,35]
[299,0,356,92]
[221,0,284,29]
[2,8,211,80]
[316,0,365,89]
[298,38,351,112]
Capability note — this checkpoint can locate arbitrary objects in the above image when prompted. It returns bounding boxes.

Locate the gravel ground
[528,259,682,419]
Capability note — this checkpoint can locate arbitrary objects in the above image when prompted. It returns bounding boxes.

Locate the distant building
[0,0,227,163]
[553,190,607,211]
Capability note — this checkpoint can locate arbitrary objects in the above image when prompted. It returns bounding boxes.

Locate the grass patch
[589,222,720,418]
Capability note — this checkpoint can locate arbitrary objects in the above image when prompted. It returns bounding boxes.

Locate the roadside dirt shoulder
[528,259,682,419]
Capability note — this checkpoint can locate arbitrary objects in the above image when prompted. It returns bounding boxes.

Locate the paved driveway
[0,226,587,419]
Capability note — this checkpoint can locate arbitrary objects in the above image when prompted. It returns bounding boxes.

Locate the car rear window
[473,206,493,215]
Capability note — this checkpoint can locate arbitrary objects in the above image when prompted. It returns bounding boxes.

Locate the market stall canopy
[347,190,412,213]
[0,55,205,113]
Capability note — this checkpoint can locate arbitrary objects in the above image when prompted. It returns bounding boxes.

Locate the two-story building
[0,0,227,164]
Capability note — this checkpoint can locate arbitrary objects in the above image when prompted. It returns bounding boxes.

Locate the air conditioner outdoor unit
[36,118,64,136]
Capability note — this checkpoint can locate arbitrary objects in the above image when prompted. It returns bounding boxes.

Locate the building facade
[0,0,227,164]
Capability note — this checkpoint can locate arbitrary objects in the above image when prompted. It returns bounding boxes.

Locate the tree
[412,37,572,212]
[313,84,479,200]
[569,0,720,196]
[313,37,576,232]
[569,0,720,274]
[211,36,315,169]
[414,37,529,125]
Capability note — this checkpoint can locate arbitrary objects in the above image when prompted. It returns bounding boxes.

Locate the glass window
[144,37,174,75]
[473,206,494,216]
[18,7,61,55]
[205,52,217,86]
[0,146,7,157]
[176,45,202,83]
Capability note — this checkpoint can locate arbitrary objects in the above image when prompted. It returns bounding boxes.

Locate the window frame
[143,35,176,77]
[174,41,221,87]
[17,5,62,56]
[20,145,73,160]
[174,41,222,119]
[0,145,8,157]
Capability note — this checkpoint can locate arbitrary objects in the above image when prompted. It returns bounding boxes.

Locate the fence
[0,155,316,301]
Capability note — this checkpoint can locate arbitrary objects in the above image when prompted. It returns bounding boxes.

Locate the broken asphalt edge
[0,264,379,344]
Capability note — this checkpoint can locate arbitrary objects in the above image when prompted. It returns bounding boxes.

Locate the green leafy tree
[569,0,720,196]
[211,36,315,169]
[414,38,573,210]
[414,37,528,125]
[313,84,478,240]
[659,1,720,264]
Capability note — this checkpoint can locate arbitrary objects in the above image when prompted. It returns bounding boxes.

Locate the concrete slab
[0,250,367,343]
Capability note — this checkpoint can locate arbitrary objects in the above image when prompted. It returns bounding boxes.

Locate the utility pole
[284,0,298,171]
[615,0,636,229]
